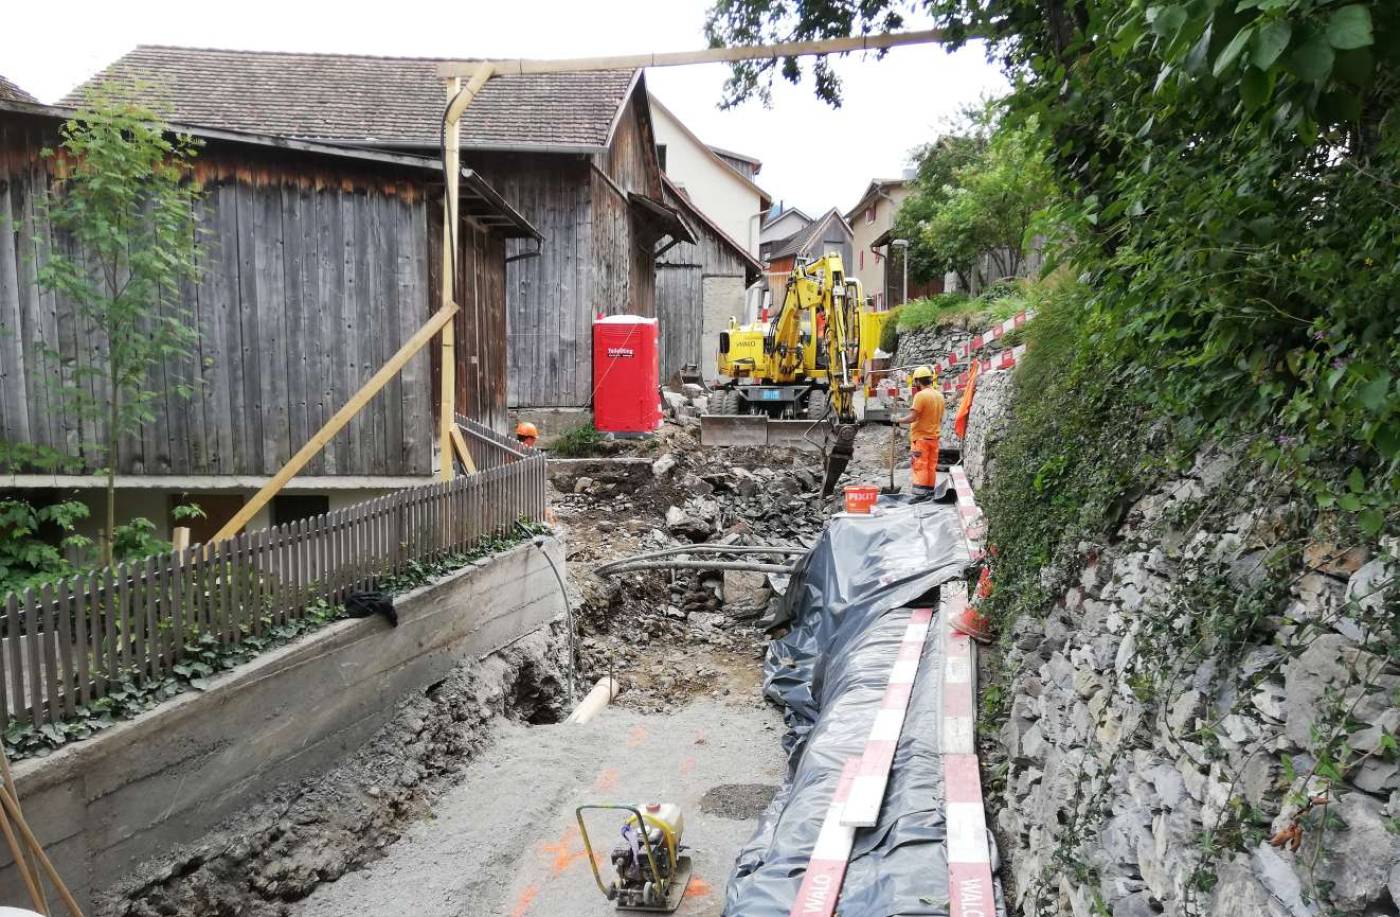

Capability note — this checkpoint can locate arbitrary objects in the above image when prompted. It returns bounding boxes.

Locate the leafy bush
[550,423,607,458]
[878,308,901,354]
[0,497,91,598]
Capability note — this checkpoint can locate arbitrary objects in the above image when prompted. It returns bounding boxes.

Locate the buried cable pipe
[521,527,578,703]
[566,676,621,725]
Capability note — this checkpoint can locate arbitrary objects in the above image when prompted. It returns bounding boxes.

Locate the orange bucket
[843,485,880,514]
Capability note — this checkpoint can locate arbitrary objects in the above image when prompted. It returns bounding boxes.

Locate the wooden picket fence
[1,419,546,729]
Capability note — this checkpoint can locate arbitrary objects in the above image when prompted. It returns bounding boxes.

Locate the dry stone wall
[974,394,1398,914]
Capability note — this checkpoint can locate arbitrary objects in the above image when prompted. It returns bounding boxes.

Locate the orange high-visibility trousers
[911,437,939,490]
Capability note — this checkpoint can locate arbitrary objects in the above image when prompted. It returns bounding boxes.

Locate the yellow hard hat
[912,365,935,382]
[515,421,539,439]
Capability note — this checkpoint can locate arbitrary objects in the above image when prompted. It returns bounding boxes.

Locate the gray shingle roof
[768,208,852,261]
[62,46,638,150]
[0,74,37,104]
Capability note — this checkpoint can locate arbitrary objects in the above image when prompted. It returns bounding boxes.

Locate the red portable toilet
[592,315,662,434]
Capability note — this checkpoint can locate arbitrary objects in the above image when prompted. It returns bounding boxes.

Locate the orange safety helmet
[515,421,539,444]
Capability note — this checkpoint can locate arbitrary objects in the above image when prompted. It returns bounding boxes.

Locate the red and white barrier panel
[949,466,985,563]
[941,343,1029,397]
[841,606,935,828]
[942,583,996,917]
[788,759,861,917]
[935,309,1035,374]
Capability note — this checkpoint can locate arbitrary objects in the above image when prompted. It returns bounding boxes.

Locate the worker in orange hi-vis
[896,365,946,495]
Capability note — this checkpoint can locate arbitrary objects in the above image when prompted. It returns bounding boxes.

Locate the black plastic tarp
[724,497,1004,916]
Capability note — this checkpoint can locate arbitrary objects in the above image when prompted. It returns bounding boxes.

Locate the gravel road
[292,697,785,917]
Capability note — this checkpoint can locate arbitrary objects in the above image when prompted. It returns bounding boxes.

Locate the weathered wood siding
[0,117,446,477]
[427,205,510,432]
[466,152,592,410]
[465,81,669,410]
[656,216,751,382]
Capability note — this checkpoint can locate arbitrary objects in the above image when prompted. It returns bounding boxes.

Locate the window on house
[656,143,667,172]
[865,206,876,224]
[859,249,865,270]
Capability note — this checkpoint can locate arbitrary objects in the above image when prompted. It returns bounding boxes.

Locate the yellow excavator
[704,253,888,491]
[710,252,869,422]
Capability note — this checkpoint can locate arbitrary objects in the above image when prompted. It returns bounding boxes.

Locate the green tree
[707,0,1400,527]
[894,110,1055,290]
[39,87,204,566]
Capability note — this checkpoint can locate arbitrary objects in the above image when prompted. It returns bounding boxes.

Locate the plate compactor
[577,803,693,912]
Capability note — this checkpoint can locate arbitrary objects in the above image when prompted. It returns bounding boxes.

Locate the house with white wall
[650,94,773,373]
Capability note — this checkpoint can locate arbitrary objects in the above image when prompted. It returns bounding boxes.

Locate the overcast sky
[2,0,1007,216]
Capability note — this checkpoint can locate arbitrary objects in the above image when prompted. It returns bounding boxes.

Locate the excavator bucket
[700,414,770,447]
[700,415,825,450]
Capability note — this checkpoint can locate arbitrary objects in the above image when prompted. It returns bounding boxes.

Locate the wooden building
[67,47,695,412]
[657,176,763,383]
[0,100,536,536]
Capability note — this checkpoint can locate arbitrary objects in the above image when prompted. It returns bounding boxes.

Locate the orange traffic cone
[951,604,992,643]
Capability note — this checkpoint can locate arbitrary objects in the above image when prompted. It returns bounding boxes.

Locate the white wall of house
[651,97,767,256]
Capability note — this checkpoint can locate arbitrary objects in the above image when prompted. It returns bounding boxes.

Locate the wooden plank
[282,185,310,472]
[344,190,364,473]
[206,181,240,473]
[257,186,290,473]
[5,593,25,724]
[323,188,348,475]
[14,159,55,455]
[133,558,151,680]
[234,182,262,473]
[171,548,188,661]
[40,585,60,724]
[72,573,90,707]
[0,135,32,446]
[24,589,45,728]
[56,582,75,719]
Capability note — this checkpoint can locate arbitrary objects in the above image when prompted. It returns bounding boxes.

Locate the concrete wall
[0,537,566,911]
[701,275,748,377]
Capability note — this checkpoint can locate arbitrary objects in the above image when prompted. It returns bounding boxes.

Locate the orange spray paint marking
[684,876,713,898]
[538,824,590,875]
[508,884,539,917]
[593,768,619,792]
[679,756,696,777]
[626,725,649,748]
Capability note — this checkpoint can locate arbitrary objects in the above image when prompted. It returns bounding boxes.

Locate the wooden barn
[67,46,696,413]
[0,99,537,537]
[657,175,763,383]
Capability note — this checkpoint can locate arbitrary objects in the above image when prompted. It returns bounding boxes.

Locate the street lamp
[891,238,909,306]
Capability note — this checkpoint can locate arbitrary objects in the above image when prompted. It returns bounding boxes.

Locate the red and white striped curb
[949,465,985,563]
[788,759,861,917]
[942,583,996,917]
[842,606,935,827]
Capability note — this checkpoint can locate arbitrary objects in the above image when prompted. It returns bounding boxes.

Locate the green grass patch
[549,423,608,458]
[896,285,1027,335]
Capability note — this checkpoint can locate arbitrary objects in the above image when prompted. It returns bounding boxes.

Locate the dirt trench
[110,420,899,917]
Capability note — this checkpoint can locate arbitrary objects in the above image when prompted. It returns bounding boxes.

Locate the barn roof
[63,46,639,151]
[0,74,37,104]
[0,99,540,239]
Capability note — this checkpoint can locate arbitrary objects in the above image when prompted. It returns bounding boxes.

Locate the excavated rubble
[553,417,835,715]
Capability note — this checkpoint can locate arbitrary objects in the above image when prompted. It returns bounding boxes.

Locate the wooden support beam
[437,29,950,79]
[449,424,478,474]
[210,302,460,543]
[441,64,495,480]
